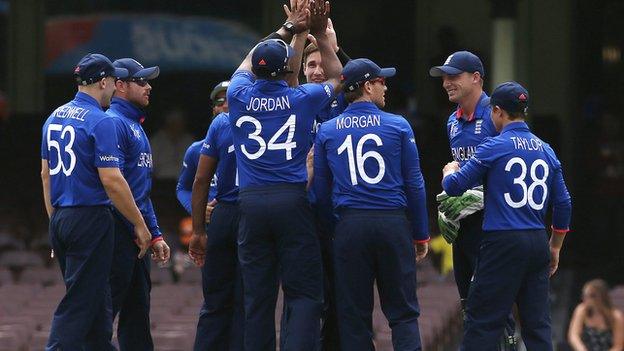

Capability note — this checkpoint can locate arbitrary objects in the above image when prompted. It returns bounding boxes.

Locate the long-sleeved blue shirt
[176,141,217,215]
[227,70,335,188]
[443,121,572,232]
[106,97,161,238]
[314,101,429,241]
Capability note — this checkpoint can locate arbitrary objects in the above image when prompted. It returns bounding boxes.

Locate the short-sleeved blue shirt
[41,92,121,207]
[200,112,239,202]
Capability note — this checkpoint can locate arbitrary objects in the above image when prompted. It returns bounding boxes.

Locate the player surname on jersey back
[335,114,381,130]
[245,95,291,112]
[510,136,544,152]
[52,104,89,121]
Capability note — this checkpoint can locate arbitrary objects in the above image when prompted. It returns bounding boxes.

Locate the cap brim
[134,66,160,80]
[114,67,129,79]
[379,67,396,78]
[429,65,463,77]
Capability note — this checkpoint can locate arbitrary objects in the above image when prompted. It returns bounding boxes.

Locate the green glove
[442,192,482,221]
[437,211,459,244]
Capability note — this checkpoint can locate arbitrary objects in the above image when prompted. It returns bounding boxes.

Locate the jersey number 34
[236,115,297,160]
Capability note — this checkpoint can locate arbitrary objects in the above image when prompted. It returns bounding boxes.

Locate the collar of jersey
[455,92,490,122]
[74,92,104,111]
[501,121,529,133]
[343,101,380,113]
[109,97,145,123]
[255,79,288,89]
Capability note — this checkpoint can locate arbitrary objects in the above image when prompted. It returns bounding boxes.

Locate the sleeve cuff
[551,226,569,235]
[414,237,430,244]
[151,236,163,245]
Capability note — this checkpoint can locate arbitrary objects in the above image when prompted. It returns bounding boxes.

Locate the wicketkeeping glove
[437,210,459,244]
[438,186,484,222]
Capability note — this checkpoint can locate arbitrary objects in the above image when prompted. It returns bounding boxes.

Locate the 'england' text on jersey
[245,96,291,112]
[510,136,544,152]
[52,105,89,121]
[452,146,477,162]
[335,114,381,130]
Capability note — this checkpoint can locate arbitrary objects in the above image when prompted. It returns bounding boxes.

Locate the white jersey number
[236,114,297,160]
[47,124,76,176]
[504,157,549,210]
[337,133,386,185]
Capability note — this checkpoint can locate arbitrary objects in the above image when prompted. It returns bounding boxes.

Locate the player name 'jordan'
[335,114,381,130]
[245,96,291,112]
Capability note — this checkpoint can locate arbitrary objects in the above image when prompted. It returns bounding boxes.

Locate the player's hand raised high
[309,0,330,36]
[284,0,310,34]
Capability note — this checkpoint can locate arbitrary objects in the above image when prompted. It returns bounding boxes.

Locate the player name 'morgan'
[336,114,381,130]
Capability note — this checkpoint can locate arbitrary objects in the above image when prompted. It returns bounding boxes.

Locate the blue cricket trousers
[461,229,552,351]
[47,206,116,351]
[238,184,323,351]
[194,202,244,351]
[333,209,422,351]
[110,211,153,351]
[454,211,516,341]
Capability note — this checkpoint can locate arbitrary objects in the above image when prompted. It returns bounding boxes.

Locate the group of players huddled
[40,0,572,350]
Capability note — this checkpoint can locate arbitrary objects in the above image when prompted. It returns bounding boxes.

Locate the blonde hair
[584,279,615,329]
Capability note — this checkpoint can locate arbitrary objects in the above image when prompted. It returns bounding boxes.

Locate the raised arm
[309,0,342,93]
[237,0,310,73]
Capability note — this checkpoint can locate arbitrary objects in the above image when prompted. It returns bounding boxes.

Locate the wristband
[414,238,430,244]
[151,236,164,245]
[336,47,351,65]
[261,32,285,42]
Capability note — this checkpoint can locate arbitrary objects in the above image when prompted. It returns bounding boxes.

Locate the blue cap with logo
[112,58,160,81]
[340,58,396,92]
[74,53,129,86]
[490,81,529,114]
[429,50,484,77]
[252,39,294,77]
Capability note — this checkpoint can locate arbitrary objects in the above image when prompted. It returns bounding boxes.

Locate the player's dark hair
[507,110,525,120]
[345,86,365,103]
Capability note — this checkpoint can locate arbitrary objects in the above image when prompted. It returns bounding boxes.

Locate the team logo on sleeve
[324,85,332,97]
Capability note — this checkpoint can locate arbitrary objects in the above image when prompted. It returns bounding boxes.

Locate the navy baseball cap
[341,58,396,92]
[73,53,129,86]
[490,81,529,114]
[112,58,160,81]
[210,81,230,102]
[252,39,294,77]
[429,51,485,77]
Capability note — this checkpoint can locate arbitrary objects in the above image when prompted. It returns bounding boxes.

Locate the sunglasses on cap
[213,97,226,106]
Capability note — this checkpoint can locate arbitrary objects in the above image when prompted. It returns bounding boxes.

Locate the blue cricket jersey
[227,70,335,188]
[314,101,429,241]
[41,92,121,207]
[200,112,239,203]
[106,97,161,239]
[447,92,497,167]
[443,121,572,232]
[176,141,217,215]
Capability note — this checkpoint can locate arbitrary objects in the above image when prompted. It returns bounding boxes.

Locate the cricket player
[429,51,516,349]
[106,58,171,350]
[40,53,151,350]
[442,81,572,351]
[185,80,244,350]
[314,58,429,351]
[217,0,342,349]
[176,81,229,215]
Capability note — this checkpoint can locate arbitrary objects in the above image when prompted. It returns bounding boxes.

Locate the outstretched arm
[309,1,342,93]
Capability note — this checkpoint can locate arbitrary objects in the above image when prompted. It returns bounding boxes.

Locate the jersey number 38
[504,157,549,210]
